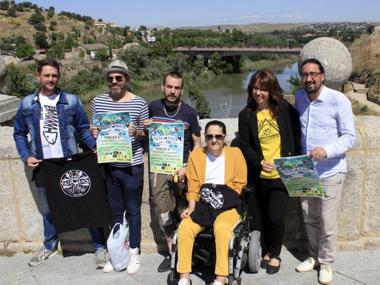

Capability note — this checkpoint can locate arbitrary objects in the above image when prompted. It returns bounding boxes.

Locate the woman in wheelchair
[176,120,247,285]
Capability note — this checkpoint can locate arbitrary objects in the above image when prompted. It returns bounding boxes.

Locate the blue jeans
[36,187,106,251]
[106,164,144,249]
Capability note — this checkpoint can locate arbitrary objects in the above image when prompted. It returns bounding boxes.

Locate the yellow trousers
[177,208,240,276]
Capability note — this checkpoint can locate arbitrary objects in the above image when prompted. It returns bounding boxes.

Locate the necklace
[163,101,182,118]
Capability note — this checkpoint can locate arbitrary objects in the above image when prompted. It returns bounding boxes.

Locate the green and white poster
[93,112,133,163]
[274,155,324,198]
[149,122,184,174]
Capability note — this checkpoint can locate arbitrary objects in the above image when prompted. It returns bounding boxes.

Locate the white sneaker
[28,246,57,267]
[319,264,333,284]
[178,278,192,285]
[94,249,107,269]
[296,257,318,272]
[103,260,114,273]
[127,247,141,274]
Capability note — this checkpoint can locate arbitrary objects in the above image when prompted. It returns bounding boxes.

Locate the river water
[138,61,299,118]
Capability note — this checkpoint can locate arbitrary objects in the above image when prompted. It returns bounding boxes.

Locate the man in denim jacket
[13,59,107,268]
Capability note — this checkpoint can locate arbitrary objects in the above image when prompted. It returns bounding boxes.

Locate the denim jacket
[13,90,96,162]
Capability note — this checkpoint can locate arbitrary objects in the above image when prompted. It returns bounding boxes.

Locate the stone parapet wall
[1,116,379,253]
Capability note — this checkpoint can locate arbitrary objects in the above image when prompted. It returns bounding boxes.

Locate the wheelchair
[167,185,261,285]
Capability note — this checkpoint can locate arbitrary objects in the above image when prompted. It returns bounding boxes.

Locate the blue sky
[17,0,380,28]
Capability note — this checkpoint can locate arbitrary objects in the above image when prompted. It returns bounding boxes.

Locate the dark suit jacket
[238,100,301,186]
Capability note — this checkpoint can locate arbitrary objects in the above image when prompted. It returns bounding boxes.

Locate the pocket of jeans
[322,173,345,198]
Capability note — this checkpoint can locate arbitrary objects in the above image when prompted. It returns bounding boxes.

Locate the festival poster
[93,112,133,163]
[274,155,324,198]
[149,122,184,174]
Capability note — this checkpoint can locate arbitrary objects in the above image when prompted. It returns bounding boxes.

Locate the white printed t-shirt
[39,93,64,159]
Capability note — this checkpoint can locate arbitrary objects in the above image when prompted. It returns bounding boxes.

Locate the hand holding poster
[93,112,133,163]
[149,122,184,174]
[274,155,324,198]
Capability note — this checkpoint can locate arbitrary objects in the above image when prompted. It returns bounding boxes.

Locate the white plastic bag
[107,212,130,271]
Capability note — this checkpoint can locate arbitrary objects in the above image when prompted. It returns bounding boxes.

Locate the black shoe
[260,259,269,269]
[266,257,281,275]
[157,256,171,272]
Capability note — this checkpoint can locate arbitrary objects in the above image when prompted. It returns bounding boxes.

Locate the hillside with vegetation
[349,26,380,102]
[1,1,378,116]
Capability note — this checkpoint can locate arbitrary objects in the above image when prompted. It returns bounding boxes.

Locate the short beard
[164,98,181,109]
[110,85,128,99]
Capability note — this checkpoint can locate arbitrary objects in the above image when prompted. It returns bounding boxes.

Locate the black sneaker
[157,256,171,272]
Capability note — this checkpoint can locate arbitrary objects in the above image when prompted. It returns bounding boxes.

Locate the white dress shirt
[295,85,356,178]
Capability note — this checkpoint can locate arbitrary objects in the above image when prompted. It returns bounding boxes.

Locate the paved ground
[1,247,379,285]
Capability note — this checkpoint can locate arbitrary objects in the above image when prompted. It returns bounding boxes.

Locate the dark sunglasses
[107,75,124,83]
[205,134,225,141]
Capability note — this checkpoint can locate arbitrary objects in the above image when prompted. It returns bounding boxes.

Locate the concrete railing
[1,116,379,254]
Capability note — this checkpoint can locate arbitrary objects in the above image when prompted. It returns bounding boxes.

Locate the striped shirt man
[91,93,149,167]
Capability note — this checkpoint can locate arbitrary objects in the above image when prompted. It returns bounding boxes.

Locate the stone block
[351,117,364,151]
[361,116,380,149]
[11,159,43,242]
[363,153,380,234]
[0,127,19,159]
[338,153,364,240]
[284,198,306,248]
[200,118,239,146]
[0,160,20,241]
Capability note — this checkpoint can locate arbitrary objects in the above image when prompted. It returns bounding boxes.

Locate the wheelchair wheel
[167,270,178,285]
[247,230,261,273]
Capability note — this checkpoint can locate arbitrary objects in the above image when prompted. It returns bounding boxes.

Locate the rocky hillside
[349,26,380,100]
[349,26,380,82]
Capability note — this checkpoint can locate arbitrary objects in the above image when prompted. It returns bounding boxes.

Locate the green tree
[192,55,205,76]
[28,10,45,25]
[187,82,210,119]
[119,46,149,76]
[0,0,10,10]
[64,34,78,49]
[34,32,49,49]
[47,41,64,59]
[208,53,225,75]
[33,22,46,32]
[79,48,85,58]
[47,6,55,19]
[15,42,35,59]
[287,75,301,94]
[4,64,34,97]
[95,48,109,61]
[6,6,16,17]
[14,36,26,45]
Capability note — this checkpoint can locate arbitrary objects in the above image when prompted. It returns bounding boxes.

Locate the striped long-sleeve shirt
[91,93,149,167]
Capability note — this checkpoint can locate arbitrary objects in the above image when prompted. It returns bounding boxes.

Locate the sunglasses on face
[107,75,124,83]
[205,134,225,141]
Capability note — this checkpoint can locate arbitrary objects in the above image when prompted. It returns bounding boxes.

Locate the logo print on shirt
[60,170,91,197]
[42,105,59,144]
[200,186,224,209]
[258,118,279,143]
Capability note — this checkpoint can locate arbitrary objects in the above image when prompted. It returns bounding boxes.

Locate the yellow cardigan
[186,146,247,201]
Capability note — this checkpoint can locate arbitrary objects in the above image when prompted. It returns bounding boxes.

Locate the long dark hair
[246,69,284,117]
